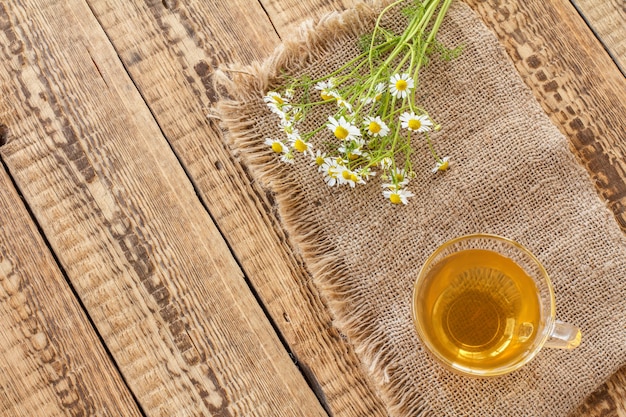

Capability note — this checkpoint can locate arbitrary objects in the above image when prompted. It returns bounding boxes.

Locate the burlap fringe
[214,1,430,415]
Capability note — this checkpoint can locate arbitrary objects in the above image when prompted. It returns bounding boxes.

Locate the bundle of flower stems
[264,0,457,204]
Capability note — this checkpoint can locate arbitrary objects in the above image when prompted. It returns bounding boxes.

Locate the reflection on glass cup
[412,234,581,377]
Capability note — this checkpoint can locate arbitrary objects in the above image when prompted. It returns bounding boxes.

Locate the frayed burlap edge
[215,2,480,415]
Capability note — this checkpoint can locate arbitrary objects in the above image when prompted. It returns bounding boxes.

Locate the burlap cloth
[215,2,626,415]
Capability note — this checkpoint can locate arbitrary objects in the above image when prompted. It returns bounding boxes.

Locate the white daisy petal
[321,157,340,187]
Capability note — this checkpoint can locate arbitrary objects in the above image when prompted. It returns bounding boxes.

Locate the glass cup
[412,233,581,377]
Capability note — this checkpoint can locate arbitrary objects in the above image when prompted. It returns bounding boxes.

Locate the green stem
[425,0,453,46]
[425,133,440,161]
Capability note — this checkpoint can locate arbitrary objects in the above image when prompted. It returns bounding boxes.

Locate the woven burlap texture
[215,2,626,416]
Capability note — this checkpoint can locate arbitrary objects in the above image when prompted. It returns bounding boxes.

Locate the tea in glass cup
[412,234,581,377]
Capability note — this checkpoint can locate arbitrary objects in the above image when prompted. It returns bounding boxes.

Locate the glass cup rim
[411,233,557,376]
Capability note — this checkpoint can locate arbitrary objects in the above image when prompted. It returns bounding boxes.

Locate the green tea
[415,249,542,372]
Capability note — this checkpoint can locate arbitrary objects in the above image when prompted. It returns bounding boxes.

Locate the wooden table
[0,0,624,415]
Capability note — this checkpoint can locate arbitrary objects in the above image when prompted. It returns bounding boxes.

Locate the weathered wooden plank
[571,0,626,72]
[0,0,326,416]
[0,163,143,417]
[463,0,626,414]
[260,0,361,29]
[85,0,389,415]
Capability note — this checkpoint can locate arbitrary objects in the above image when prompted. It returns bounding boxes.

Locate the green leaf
[433,40,464,61]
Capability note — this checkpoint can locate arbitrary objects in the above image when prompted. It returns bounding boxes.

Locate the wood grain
[85,0,389,415]
[0,0,326,416]
[571,0,626,72]
[260,0,360,29]
[463,0,626,414]
[0,163,142,417]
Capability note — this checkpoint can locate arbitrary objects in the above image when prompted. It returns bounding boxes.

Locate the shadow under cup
[412,234,581,377]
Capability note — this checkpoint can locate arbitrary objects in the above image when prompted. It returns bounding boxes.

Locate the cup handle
[543,320,582,349]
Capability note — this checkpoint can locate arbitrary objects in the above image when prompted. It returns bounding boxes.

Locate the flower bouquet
[263,0,460,204]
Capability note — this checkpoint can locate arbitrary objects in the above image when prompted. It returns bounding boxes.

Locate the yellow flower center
[342,170,351,180]
[408,119,421,130]
[320,91,333,101]
[438,160,450,171]
[271,142,284,153]
[369,121,382,134]
[315,156,324,166]
[334,126,349,140]
[395,79,408,91]
[389,193,402,204]
[273,95,284,104]
[350,173,359,182]
[294,139,308,152]
[394,173,405,183]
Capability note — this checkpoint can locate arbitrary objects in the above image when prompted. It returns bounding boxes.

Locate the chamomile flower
[280,117,295,132]
[334,156,348,167]
[383,187,414,205]
[321,158,340,187]
[379,157,393,171]
[400,112,433,132]
[290,107,304,123]
[329,91,353,113]
[281,151,295,164]
[363,116,390,137]
[280,118,300,138]
[327,116,361,141]
[258,0,456,205]
[389,73,414,99]
[265,138,287,154]
[373,82,386,101]
[315,80,336,101]
[338,138,365,160]
[333,164,362,188]
[291,136,313,154]
[264,91,285,106]
[276,110,296,129]
[362,82,386,104]
[311,150,327,171]
[356,166,376,181]
[432,156,450,173]
[264,91,290,115]
[388,167,410,187]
